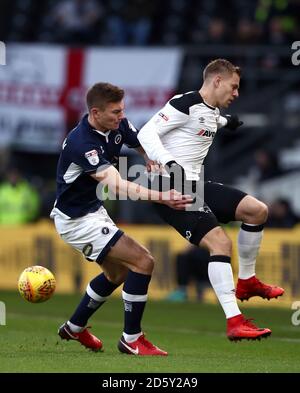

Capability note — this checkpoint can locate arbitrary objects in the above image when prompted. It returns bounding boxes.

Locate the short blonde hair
[203,59,241,80]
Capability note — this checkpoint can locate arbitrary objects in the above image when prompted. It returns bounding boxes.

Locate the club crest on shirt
[115,134,122,144]
[84,149,100,166]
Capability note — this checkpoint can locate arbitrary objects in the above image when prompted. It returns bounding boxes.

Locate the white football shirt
[138,91,227,180]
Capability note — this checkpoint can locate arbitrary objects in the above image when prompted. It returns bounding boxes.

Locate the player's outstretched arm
[91,165,192,210]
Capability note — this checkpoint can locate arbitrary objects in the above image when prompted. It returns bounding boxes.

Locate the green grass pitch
[0,290,300,373]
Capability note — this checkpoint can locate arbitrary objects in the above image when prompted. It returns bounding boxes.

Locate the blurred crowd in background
[1,0,299,47]
[0,0,299,228]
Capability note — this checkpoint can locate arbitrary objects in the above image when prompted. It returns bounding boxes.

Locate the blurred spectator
[206,18,229,44]
[46,0,103,44]
[0,168,40,225]
[105,0,156,45]
[255,0,300,41]
[249,149,284,182]
[38,179,56,219]
[261,16,288,68]
[234,19,262,45]
[266,198,300,228]
[165,245,210,302]
[267,16,288,45]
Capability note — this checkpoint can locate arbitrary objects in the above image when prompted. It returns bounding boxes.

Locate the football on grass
[18,265,56,303]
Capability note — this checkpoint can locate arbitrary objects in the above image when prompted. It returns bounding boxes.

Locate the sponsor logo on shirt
[197,129,216,138]
[158,112,169,121]
[84,149,100,165]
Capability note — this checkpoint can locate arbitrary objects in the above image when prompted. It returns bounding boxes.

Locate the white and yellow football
[18,266,56,303]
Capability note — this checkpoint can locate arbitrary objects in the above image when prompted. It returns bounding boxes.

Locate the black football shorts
[153,180,247,245]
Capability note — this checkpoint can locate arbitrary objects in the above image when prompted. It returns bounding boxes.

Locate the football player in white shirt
[138,58,284,341]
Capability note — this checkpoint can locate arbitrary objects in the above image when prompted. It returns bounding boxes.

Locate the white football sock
[67,321,84,333]
[208,260,241,319]
[123,332,143,343]
[238,224,263,279]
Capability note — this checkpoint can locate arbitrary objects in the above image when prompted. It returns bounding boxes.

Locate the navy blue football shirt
[53,114,140,218]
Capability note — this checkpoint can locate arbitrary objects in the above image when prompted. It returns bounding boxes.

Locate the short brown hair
[203,59,241,80]
[86,82,124,111]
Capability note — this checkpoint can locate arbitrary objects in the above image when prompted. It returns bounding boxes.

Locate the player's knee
[201,227,232,256]
[255,201,268,223]
[238,196,268,224]
[105,269,128,286]
[245,200,268,224]
[138,250,154,274]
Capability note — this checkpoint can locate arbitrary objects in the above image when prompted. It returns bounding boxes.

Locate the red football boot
[236,276,284,301]
[58,323,103,351]
[118,334,168,356]
[227,314,271,342]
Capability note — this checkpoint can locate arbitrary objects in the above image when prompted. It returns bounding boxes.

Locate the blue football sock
[69,273,119,328]
[122,270,151,335]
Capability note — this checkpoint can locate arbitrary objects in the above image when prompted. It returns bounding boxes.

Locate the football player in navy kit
[138,59,284,341]
[51,82,192,355]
